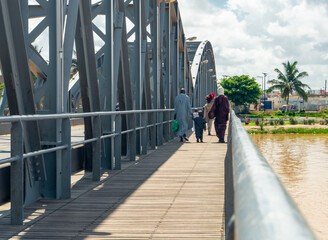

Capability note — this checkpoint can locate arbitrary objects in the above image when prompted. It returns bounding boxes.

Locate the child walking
[192,109,199,132]
[193,111,206,142]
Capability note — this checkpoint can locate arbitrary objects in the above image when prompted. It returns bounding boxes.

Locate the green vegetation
[243,111,327,119]
[0,83,4,93]
[220,75,262,106]
[247,128,328,134]
[267,61,310,106]
[302,119,315,125]
[70,50,78,79]
[244,119,296,126]
[32,44,43,54]
[289,118,297,125]
[0,83,4,101]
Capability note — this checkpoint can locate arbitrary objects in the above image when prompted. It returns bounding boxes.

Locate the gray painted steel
[0,0,218,226]
[226,111,316,240]
[10,121,23,225]
[0,109,175,224]
[0,0,46,205]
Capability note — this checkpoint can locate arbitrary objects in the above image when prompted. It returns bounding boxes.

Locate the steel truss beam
[0,0,218,217]
[0,0,46,206]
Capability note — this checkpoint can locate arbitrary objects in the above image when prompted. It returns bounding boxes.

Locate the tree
[267,61,310,106]
[70,50,78,79]
[32,44,43,54]
[0,82,4,97]
[70,58,78,79]
[220,75,262,106]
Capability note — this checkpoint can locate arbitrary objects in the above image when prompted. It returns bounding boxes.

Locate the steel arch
[188,40,217,107]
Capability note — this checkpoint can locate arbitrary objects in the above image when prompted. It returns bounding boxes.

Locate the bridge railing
[225,110,316,240]
[0,109,177,225]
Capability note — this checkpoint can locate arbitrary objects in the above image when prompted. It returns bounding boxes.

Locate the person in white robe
[174,88,192,142]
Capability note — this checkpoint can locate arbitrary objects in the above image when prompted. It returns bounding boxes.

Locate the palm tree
[32,44,43,54]
[70,58,78,79]
[267,61,310,106]
[70,50,78,79]
[0,82,4,95]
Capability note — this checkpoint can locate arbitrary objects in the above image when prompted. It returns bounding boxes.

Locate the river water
[250,134,328,239]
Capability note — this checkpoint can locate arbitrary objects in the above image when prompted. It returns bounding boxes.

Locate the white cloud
[179,0,328,89]
[21,0,328,90]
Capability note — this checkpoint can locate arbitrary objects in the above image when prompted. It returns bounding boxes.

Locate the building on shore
[284,94,328,111]
[249,90,328,112]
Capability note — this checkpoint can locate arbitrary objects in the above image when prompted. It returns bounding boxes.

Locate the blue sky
[208,0,227,8]
[22,0,328,91]
[179,0,328,90]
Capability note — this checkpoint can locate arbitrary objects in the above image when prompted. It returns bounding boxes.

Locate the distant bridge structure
[0,0,217,224]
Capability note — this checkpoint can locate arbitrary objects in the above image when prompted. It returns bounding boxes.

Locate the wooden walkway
[0,131,226,240]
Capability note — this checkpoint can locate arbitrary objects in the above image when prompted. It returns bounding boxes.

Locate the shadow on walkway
[0,130,225,239]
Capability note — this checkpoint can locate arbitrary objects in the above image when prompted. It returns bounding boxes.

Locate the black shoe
[183,134,189,141]
[200,139,203,143]
[208,133,211,135]
[219,138,225,143]
[196,138,199,143]
[180,137,183,142]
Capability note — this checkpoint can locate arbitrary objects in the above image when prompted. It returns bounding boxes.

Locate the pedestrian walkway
[0,131,226,239]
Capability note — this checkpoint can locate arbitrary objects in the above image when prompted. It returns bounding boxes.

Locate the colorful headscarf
[205,93,215,103]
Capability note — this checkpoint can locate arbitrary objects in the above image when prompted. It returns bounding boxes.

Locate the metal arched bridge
[0,1,316,239]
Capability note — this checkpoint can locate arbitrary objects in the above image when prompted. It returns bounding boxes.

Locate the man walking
[174,88,192,142]
[208,87,230,143]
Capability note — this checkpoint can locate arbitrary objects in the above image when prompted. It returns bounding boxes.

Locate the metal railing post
[150,111,156,150]
[10,121,24,225]
[157,111,163,146]
[92,115,101,181]
[163,111,169,142]
[114,114,122,170]
[141,112,148,155]
[129,113,136,161]
[60,118,71,199]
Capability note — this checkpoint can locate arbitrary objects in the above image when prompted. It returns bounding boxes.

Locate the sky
[178,0,328,90]
[4,0,326,91]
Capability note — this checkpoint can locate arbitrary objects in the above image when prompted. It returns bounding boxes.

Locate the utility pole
[263,73,267,111]
[325,80,327,97]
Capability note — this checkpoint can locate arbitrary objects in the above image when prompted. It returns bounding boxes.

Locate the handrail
[0,109,175,166]
[225,110,316,240]
[0,107,199,225]
[0,109,174,123]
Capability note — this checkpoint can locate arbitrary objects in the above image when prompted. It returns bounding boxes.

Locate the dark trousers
[196,134,203,140]
[214,121,227,139]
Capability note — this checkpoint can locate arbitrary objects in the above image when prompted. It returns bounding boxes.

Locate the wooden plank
[0,127,226,239]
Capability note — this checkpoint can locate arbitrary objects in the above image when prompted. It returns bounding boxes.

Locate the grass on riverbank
[247,127,328,134]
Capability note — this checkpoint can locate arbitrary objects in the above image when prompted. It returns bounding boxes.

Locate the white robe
[174,94,192,137]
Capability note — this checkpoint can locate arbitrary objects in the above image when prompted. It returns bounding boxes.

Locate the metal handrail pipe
[121,129,135,135]
[70,137,98,147]
[230,110,316,239]
[0,156,20,165]
[135,126,146,131]
[22,145,68,159]
[0,109,175,123]
[100,133,119,139]
[70,142,85,148]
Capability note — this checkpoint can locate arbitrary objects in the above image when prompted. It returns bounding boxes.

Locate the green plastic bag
[172,120,179,132]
